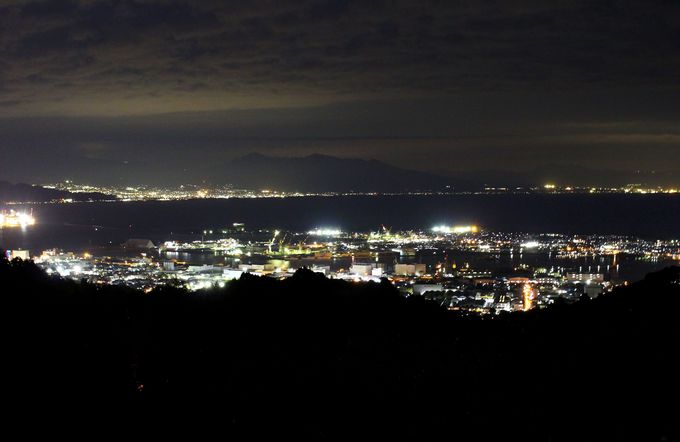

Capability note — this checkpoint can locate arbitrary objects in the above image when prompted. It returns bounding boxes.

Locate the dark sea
[2,194,678,282]
[2,194,679,252]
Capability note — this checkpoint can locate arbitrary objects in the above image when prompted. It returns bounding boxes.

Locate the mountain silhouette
[217,153,472,192]
[0,180,114,203]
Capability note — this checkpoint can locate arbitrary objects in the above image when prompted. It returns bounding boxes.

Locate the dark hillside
[2,256,678,440]
[0,180,114,203]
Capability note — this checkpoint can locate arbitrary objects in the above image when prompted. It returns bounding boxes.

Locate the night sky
[1,0,679,185]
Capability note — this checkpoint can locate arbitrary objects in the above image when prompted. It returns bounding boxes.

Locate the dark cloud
[0,0,677,113]
[21,0,80,17]
[0,0,678,183]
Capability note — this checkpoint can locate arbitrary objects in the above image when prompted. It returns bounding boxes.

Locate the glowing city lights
[523,283,535,311]
[308,228,342,236]
[432,225,479,234]
[0,210,36,228]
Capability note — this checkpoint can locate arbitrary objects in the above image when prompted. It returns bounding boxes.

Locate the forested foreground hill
[2,257,678,440]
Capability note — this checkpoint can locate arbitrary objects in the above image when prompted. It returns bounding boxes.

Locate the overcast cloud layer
[1,0,679,184]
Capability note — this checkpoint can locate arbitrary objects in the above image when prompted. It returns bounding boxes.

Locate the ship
[0,209,36,228]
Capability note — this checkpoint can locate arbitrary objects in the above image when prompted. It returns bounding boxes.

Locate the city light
[308,228,342,236]
[20,226,677,309]
[31,180,680,202]
[432,225,479,234]
[523,283,535,311]
[0,210,36,228]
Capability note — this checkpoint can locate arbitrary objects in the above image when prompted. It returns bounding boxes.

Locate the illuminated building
[523,283,535,311]
[394,263,427,276]
[351,263,375,276]
[9,249,30,260]
[566,273,605,283]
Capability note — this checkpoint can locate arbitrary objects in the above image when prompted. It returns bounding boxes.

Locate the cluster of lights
[0,210,36,228]
[307,228,342,236]
[432,225,479,234]
[523,283,535,311]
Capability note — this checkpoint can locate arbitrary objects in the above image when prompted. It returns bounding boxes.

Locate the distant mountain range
[218,153,472,192]
[0,181,114,203]
[6,155,675,194]
[433,164,679,188]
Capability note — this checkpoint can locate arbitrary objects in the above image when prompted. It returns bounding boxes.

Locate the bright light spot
[432,225,479,234]
[308,228,341,236]
[523,283,535,311]
[521,241,540,248]
[0,210,36,228]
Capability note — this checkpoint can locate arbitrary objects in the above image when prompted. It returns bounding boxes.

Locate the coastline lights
[308,228,342,236]
[0,210,36,228]
[432,225,479,234]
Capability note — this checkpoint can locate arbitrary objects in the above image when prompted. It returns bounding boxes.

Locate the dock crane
[267,230,280,254]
